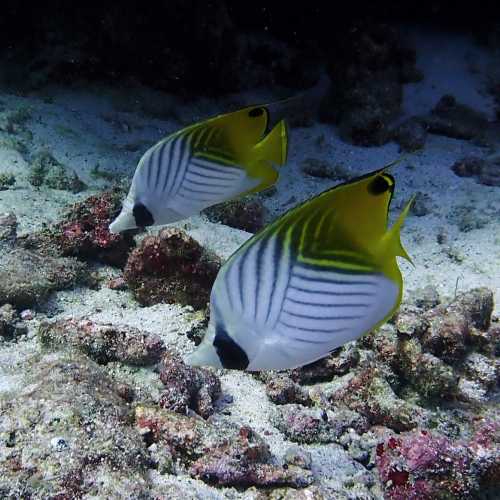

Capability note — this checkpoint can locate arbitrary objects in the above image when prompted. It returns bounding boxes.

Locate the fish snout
[109,210,137,234]
[184,342,223,369]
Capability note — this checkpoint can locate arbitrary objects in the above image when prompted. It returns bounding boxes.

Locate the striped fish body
[187,230,400,371]
[109,105,288,233]
[185,165,413,371]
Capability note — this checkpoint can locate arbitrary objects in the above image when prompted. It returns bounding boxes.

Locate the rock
[0,173,15,190]
[300,158,350,180]
[284,446,312,470]
[0,213,17,246]
[0,247,91,309]
[376,430,477,499]
[328,368,427,431]
[290,344,360,384]
[189,425,314,488]
[457,377,488,403]
[158,352,221,419]
[452,155,500,187]
[423,94,492,140]
[265,375,312,406]
[28,150,86,192]
[453,288,494,331]
[135,406,313,489]
[393,117,427,152]
[412,285,440,310]
[0,352,150,498]
[22,190,135,267]
[464,352,498,390]
[203,197,265,233]
[396,338,458,400]
[452,156,486,177]
[56,190,134,266]
[422,310,469,364]
[38,318,165,366]
[107,276,128,290]
[478,158,500,186]
[0,304,19,339]
[320,23,418,146]
[273,404,369,444]
[124,228,220,309]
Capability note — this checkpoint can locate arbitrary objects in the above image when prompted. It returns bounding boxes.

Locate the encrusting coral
[38,318,165,366]
[0,212,92,309]
[124,227,220,309]
[20,190,135,267]
[158,352,221,419]
[135,405,314,488]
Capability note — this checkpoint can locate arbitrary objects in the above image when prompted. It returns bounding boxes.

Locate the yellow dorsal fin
[384,195,415,265]
[239,120,288,194]
[252,119,288,166]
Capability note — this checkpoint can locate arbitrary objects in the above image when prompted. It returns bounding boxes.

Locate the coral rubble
[22,190,135,267]
[124,228,220,309]
[0,352,150,498]
[158,352,221,419]
[38,318,165,366]
[0,213,91,309]
[203,197,265,233]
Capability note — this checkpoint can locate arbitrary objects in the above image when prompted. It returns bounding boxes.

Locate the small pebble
[20,309,34,321]
[50,437,69,452]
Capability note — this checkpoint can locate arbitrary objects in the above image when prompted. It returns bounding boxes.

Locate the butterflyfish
[109,104,288,233]
[185,164,414,371]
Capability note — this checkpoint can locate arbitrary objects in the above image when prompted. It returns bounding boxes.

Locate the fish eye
[248,107,264,118]
[368,174,394,195]
[132,202,154,227]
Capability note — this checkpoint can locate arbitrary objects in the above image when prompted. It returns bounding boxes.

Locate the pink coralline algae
[18,190,135,267]
[188,425,314,488]
[55,191,135,266]
[158,352,221,419]
[135,406,314,488]
[124,228,220,309]
[376,421,500,500]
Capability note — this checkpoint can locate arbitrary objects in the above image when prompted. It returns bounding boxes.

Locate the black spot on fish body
[368,174,394,195]
[133,202,154,227]
[213,323,249,370]
[248,107,264,118]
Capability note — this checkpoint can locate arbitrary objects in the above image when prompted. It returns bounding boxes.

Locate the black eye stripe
[133,203,154,227]
[248,107,264,118]
[213,323,249,370]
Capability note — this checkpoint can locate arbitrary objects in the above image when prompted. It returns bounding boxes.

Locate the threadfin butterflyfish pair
[109,103,288,233]
[185,164,414,371]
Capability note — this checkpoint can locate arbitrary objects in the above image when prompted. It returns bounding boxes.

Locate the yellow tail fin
[253,119,288,166]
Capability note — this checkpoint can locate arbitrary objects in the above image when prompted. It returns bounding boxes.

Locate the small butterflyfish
[109,103,288,233]
[185,164,414,371]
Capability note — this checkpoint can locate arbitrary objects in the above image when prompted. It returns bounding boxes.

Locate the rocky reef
[158,352,221,419]
[0,213,91,309]
[320,23,422,146]
[135,406,314,488]
[22,190,135,267]
[0,352,151,499]
[260,287,499,497]
[203,197,266,234]
[123,227,221,309]
[38,318,165,366]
